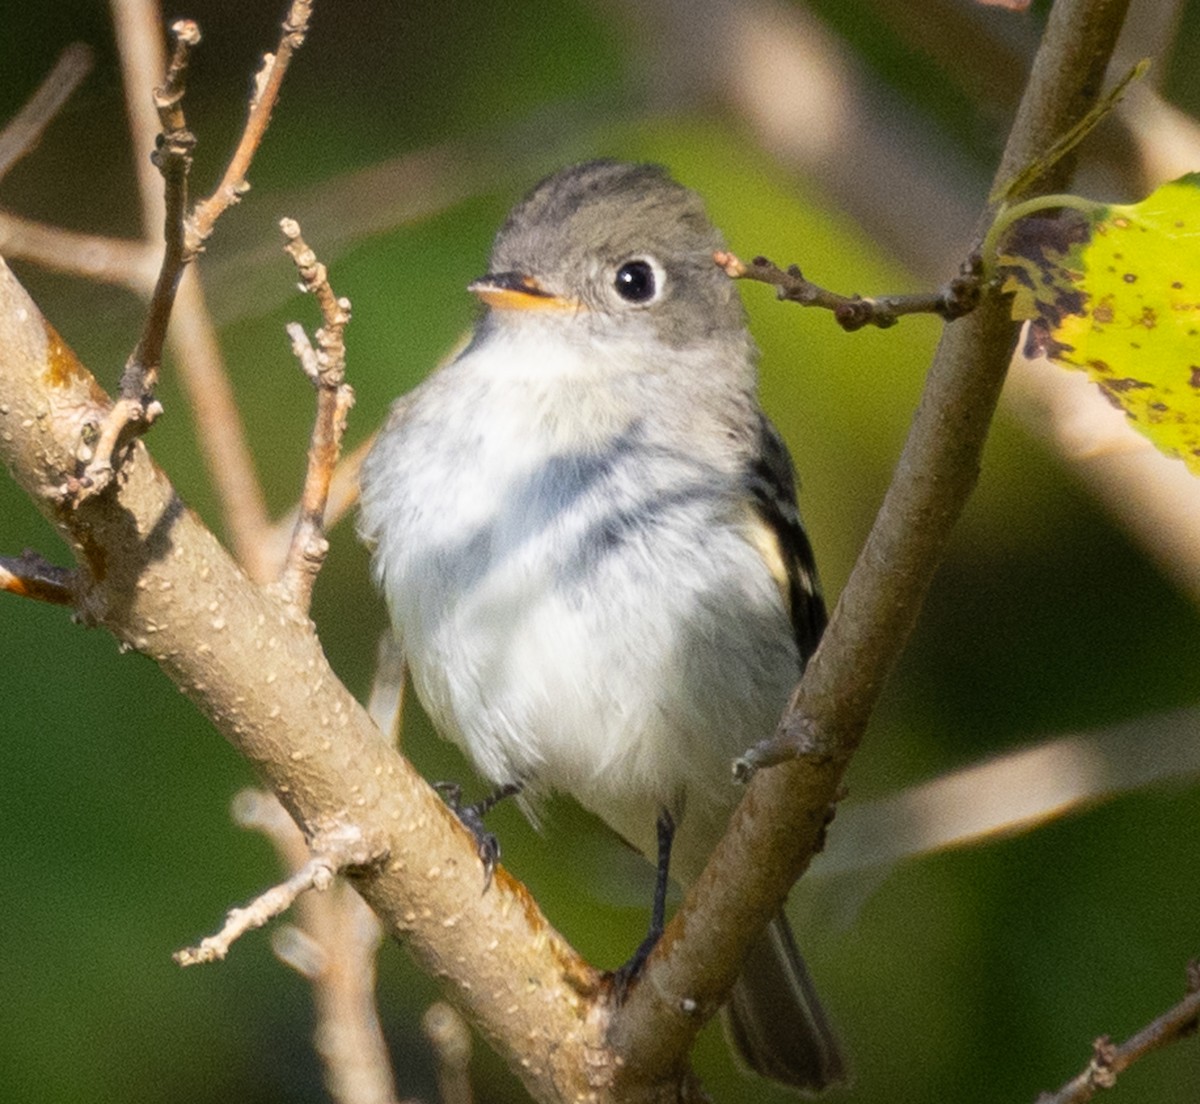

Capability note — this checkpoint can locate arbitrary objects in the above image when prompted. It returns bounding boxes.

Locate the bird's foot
[608,927,662,1002]
[433,781,520,892]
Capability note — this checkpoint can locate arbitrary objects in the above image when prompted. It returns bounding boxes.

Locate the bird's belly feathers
[363,377,800,868]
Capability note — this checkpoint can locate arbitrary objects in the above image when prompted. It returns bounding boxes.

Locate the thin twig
[742,0,1135,781]
[259,433,373,581]
[231,789,402,1104]
[714,249,982,331]
[188,0,314,255]
[278,218,353,612]
[0,43,94,183]
[175,851,338,966]
[1036,963,1200,1104]
[322,432,372,534]
[194,637,408,1099]
[117,18,200,403]
[221,632,408,1104]
[69,5,313,510]
[174,820,386,967]
[112,0,274,579]
[67,20,201,506]
[0,551,77,606]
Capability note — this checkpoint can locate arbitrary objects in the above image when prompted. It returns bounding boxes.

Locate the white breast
[360,327,799,872]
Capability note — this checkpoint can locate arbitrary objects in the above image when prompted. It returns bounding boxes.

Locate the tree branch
[66,20,201,506]
[0,551,77,605]
[818,706,1200,878]
[0,259,604,1103]
[0,43,94,182]
[187,0,314,254]
[1035,962,1200,1104]
[174,821,385,966]
[278,218,353,611]
[118,18,199,403]
[70,4,313,511]
[114,19,199,396]
[0,1,1156,1099]
[110,0,171,228]
[0,210,157,290]
[714,249,982,331]
[219,621,406,1104]
[112,0,276,580]
[610,0,1133,1093]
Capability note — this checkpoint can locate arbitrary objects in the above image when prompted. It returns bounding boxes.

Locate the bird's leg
[433,780,521,891]
[611,808,675,999]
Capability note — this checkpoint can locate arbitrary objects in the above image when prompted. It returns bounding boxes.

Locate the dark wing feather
[743,412,827,664]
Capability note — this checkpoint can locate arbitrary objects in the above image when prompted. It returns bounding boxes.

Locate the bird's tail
[724,913,847,1094]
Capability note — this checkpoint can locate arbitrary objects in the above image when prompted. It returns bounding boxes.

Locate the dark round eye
[614,259,658,303]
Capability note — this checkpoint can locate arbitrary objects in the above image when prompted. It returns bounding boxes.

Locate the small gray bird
[360,160,845,1092]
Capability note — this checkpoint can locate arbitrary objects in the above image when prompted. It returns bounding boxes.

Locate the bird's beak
[469,271,581,313]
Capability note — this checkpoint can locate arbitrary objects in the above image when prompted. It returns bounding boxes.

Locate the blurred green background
[2,1,1199,1102]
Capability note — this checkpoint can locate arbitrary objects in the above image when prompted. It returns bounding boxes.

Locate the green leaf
[997,173,1200,473]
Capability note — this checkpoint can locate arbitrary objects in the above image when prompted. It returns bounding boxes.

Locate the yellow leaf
[997,174,1200,472]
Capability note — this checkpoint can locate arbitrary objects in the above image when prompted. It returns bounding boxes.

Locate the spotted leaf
[997,173,1200,472]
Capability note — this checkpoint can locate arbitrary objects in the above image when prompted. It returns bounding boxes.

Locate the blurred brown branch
[819,706,1200,879]
[0,210,157,289]
[424,1003,474,1104]
[221,629,408,1104]
[0,43,93,182]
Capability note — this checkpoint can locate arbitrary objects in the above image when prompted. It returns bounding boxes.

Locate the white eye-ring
[612,256,666,305]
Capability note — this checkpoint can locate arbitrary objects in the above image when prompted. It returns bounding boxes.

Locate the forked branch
[278,218,354,612]
[68,3,314,506]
